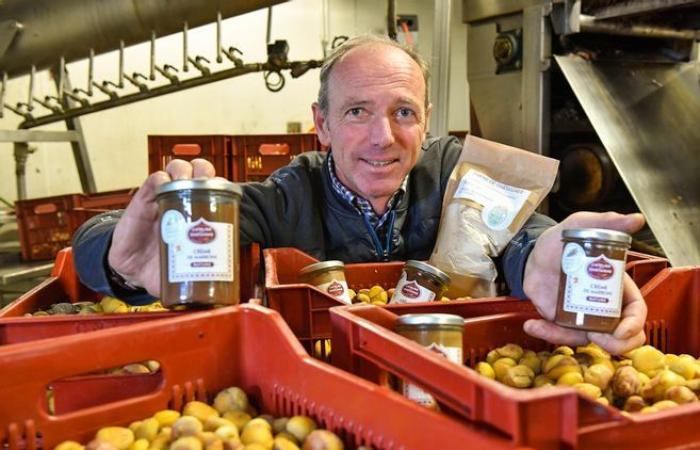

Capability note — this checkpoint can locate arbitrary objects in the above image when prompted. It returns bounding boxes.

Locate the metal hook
[10,102,35,120]
[124,72,149,92]
[155,64,179,84]
[34,96,63,114]
[188,56,211,76]
[43,95,65,113]
[223,46,244,67]
[93,81,119,99]
[63,89,90,107]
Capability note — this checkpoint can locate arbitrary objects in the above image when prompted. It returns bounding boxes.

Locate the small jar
[156,178,242,308]
[391,260,451,304]
[395,313,464,408]
[555,228,632,333]
[299,260,352,304]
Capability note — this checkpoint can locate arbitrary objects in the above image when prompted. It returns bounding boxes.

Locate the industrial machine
[464,0,700,266]
[0,0,323,199]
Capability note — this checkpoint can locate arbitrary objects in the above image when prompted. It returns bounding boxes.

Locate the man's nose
[369,115,396,148]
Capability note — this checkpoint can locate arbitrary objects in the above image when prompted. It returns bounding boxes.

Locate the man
[73,35,646,353]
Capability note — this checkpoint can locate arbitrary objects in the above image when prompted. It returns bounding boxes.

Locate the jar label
[403,344,463,406]
[391,272,436,304]
[562,243,624,318]
[316,279,352,304]
[454,169,531,231]
[167,217,234,282]
[161,210,186,245]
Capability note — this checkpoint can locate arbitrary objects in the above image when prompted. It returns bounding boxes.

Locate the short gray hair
[317,35,430,115]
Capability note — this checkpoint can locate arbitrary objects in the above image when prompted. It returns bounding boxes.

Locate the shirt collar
[327,151,407,226]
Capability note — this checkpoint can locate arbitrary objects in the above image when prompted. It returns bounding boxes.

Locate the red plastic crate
[0,305,519,450]
[331,266,700,450]
[15,190,135,261]
[231,133,322,181]
[625,251,669,289]
[0,244,261,320]
[264,247,404,351]
[147,135,232,179]
[264,247,663,357]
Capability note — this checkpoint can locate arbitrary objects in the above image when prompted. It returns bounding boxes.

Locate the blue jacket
[72,136,555,304]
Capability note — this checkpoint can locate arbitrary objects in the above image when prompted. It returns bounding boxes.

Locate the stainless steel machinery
[0,0,327,199]
[464,0,700,266]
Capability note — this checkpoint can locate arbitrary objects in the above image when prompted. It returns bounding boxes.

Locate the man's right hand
[107,158,216,296]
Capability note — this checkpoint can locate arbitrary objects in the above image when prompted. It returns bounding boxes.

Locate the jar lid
[155,178,242,197]
[405,260,451,285]
[299,260,345,276]
[562,228,632,245]
[396,313,464,329]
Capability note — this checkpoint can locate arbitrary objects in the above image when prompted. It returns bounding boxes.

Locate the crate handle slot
[258,143,289,156]
[171,143,203,156]
[33,203,58,215]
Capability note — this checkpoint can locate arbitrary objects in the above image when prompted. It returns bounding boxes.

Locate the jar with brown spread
[391,260,451,304]
[395,313,464,408]
[156,178,242,308]
[299,260,351,304]
[555,228,632,333]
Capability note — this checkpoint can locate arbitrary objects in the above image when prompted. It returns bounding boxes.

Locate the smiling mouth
[361,158,398,167]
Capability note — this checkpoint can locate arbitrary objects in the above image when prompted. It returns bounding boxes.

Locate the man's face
[312,44,431,213]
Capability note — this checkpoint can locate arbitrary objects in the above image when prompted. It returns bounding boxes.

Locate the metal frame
[430,0,453,137]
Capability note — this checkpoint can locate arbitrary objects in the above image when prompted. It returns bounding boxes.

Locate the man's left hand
[522,212,648,354]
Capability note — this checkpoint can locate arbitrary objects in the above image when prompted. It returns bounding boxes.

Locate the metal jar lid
[405,260,451,286]
[396,313,464,331]
[299,260,346,276]
[155,178,242,197]
[562,228,632,245]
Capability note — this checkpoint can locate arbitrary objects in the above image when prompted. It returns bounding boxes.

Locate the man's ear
[423,103,433,139]
[312,102,331,146]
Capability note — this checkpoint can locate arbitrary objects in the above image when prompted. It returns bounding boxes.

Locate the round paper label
[562,242,586,275]
[482,202,512,231]
[161,209,185,245]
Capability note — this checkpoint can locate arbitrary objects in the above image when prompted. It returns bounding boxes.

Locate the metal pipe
[183,23,189,72]
[579,14,700,40]
[21,62,273,128]
[56,57,65,99]
[0,72,6,118]
[118,40,125,88]
[266,7,273,44]
[216,12,223,63]
[27,65,35,111]
[150,31,157,81]
[387,0,397,41]
[0,0,285,78]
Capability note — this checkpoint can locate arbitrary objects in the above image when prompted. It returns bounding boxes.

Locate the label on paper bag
[454,169,531,231]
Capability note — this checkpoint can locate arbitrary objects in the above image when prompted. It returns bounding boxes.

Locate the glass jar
[156,178,242,308]
[391,260,451,304]
[555,228,632,333]
[395,313,464,408]
[299,260,351,304]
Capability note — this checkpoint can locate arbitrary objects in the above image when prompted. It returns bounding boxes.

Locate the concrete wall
[0,0,469,202]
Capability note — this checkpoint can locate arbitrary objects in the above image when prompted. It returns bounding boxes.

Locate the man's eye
[396,107,415,118]
[347,107,363,116]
